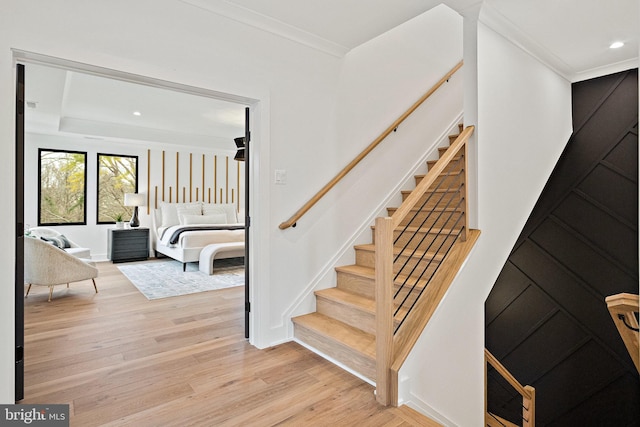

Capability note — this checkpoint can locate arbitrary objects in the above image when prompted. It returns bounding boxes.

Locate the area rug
[117,258,244,300]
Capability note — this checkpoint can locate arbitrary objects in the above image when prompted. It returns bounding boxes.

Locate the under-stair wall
[397,22,573,426]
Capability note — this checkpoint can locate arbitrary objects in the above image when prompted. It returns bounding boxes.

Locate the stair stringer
[282,112,464,339]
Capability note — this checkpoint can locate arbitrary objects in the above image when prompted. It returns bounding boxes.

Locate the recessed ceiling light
[133,111,142,116]
[609,41,624,49]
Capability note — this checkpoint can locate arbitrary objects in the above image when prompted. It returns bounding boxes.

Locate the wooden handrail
[606,293,639,372]
[390,125,474,230]
[279,60,464,230]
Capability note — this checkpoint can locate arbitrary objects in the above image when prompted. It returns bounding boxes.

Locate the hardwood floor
[21,261,437,426]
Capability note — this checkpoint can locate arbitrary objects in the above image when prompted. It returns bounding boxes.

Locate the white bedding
[152,203,245,265]
[159,224,244,248]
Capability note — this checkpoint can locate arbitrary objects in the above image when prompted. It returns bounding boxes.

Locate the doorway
[14,52,260,401]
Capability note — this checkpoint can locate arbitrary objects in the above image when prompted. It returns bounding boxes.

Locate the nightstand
[108,228,149,263]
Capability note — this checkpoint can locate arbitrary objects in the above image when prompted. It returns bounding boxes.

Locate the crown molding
[572,57,639,82]
[479,3,639,83]
[479,3,573,81]
[180,0,349,58]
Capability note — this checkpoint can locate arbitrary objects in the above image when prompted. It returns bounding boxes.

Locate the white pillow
[202,203,238,223]
[180,213,227,225]
[177,206,202,223]
[159,202,201,227]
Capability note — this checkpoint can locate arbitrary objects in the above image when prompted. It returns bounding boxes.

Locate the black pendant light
[234,136,245,161]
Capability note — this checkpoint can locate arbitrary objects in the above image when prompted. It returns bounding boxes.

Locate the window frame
[37,148,88,226]
[96,152,139,225]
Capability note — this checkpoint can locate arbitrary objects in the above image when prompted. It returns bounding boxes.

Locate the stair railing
[485,349,536,427]
[375,125,474,405]
[605,293,639,372]
[279,61,463,230]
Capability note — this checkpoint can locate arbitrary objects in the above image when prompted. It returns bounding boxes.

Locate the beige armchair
[28,227,91,258]
[24,236,98,302]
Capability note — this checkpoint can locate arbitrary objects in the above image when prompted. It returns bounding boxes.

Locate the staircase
[292,124,474,386]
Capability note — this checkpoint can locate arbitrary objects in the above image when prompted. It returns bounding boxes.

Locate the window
[38,149,87,225]
[97,153,138,223]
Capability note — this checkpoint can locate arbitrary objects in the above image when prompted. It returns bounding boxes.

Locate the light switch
[275,169,287,185]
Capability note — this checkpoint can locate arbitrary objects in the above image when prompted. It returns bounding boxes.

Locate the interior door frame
[14,63,25,402]
[13,52,265,398]
[243,107,251,339]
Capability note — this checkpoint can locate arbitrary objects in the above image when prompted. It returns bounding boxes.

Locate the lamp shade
[124,193,145,207]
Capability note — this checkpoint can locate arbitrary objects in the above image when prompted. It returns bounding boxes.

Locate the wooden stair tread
[414,169,464,180]
[355,243,445,261]
[371,225,462,235]
[387,206,463,213]
[438,145,463,156]
[394,271,429,290]
[315,288,375,314]
[401,188,460,196]
[292,312,376,358]
[395,225,461,234]
[336,264,430,288]
[336,264,374,277]
[316,287,408,325]
[427,156,463,166]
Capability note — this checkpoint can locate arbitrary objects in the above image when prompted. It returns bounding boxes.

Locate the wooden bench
[198,242,245,275]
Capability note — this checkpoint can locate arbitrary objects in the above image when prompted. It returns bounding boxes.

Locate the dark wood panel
[502,311,587,385]
[530,218,635,295]
[571,71,631,130]
[548,374,640,427]
[533,340,626,424]
[485,285,556,357]
[485,262,531,325]
[603,131,639,179]
[579,164,638,226]
[554,192,637,272]
[486,69,638,426]
[486,367,523,424]
[510,241,634,366]
[518,69,638,243]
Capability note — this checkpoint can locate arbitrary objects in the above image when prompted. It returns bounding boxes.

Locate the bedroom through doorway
[14,53,258,402]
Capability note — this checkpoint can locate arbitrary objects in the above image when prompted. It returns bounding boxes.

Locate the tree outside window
[97,154,138,223]
[38,149,87,225]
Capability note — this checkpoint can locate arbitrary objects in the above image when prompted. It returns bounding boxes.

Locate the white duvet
[158,224,245,248]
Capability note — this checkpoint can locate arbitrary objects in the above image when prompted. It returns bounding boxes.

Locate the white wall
[277,4,464,334]
[0,0,464,402]
[0,0,342,402]
[398,20,573,426]
[24,132,241,261]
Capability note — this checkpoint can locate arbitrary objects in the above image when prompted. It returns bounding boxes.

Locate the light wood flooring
[21,260,438,426]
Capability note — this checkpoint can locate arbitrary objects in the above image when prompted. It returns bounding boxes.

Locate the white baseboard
[403,395,457,427]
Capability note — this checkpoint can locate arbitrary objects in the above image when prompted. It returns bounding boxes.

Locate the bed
[152,202,245,270]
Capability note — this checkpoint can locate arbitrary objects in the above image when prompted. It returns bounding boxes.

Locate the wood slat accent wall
[147,149,244,214]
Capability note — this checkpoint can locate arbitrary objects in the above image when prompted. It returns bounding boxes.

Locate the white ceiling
[25,0,638,148]
[25,64,248,150]
[187,0,638,80]
[482,0,639,81]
